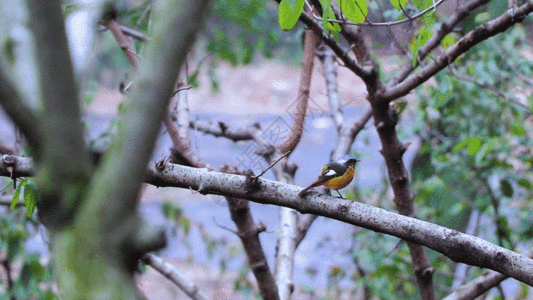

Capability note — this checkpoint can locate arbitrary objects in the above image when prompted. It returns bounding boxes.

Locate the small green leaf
[179,216,191,235]
[412,0,432,11]
[10,181,25,210]
[389,0,408,11]
[500,179,513,198]
[23,180,39,217]
[320,0,342,35]
[453,137,482,156]
[510,124,526,137]
[410,25,431,66]
[339,0,368,23]
[278,0,305,31]
[441,34,456,49]
[467,138,482,156]
[518,178,532,189]
[475,12,491,24]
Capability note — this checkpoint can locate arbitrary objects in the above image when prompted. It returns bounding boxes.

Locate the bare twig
[118,24,149,42]
[296,11,372,78]
[295,214,318,247]
[317,45,343,130]
[479,176,505,247]
[142,253,210,300]
[253,151,291,179]
[105,18,138,68]
[312,0,446,27]
[188,119,257,142]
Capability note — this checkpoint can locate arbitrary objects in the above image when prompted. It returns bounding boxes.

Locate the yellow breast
[323,166,355,190]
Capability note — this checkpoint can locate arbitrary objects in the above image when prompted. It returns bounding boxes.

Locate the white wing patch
[324,169,337,176]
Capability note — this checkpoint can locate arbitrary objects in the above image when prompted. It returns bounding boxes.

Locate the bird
[298,154,359,198]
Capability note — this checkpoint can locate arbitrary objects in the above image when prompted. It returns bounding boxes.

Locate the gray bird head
[336,154,359,166]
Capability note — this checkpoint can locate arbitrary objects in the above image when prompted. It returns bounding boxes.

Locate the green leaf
[518,178,532,189]
[453,137,482,156]
[23,180,39,217]
[510,124,526,137]
[320,0,342,35]
[10,180,25,210]
[410,25,431,66]
[500,179,513,198]
[389,0,408,11]
[441,34,456,49]
[339,0,368,23]
[475,12,491,24]
[412,0,432,11]
[278,0,305,31]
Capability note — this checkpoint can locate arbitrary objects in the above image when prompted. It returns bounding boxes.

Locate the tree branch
[142,253,209,300]
[391,0,490,85]
[189,119,257,142]
[27,0,93,227]
[383,0,533,102]
[44,0,210,298]
[278,29,318,155]
[3,154,533,287]
[296,10,373,78]
[147,161,533,287]
[0,65,40,151]
[105,18,138,68]
[443,249,533,300]
[222,165,280,300]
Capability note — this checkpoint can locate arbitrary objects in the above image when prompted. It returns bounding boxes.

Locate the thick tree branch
[142,253,209,300]
[0,66,40,151]
[44,1,211,299]
[222,165,280,300]
[443,249,533,300]
[146,161,533,287]
[3,154,533,287]
[27,0,93,227]
[383,0,533,102]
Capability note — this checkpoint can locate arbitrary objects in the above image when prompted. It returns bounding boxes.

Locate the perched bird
[298,154,359,198]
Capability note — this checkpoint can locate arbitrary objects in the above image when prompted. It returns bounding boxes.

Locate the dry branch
[142,253,210,300]
[105,18,139,68]
[189,119,257,142]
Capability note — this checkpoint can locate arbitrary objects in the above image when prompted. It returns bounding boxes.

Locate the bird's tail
[298,181,321,197]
